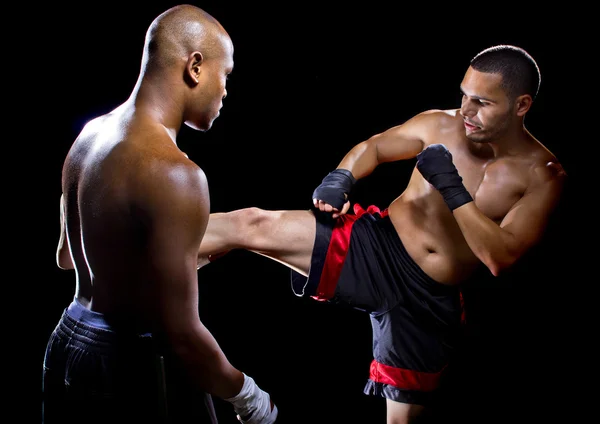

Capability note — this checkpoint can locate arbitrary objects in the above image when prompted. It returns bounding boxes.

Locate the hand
[417,143,457,181]
[237,399,278,424]
[313,197,351,218]
[225,374,278,424]
[416,144,473,211]
[312,169,356,217]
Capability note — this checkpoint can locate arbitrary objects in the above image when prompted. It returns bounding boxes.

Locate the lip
[464,120,480,131]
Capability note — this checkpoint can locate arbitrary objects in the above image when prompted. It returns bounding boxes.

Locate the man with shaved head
[42,5,277,424]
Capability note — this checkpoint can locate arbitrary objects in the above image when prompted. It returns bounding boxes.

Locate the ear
[515,94,533,117]
[185,51,203,86]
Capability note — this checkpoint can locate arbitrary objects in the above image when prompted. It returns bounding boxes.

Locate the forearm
[169,325,244,399]
[453,203,521,276]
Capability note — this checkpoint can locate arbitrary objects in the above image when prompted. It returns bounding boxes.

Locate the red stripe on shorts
[369,359,444,392]
[312,214,357,300]
[311,204,388,301]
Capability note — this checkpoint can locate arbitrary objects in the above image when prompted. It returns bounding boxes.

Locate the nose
[222,88,227,100]
[460,99,476,119]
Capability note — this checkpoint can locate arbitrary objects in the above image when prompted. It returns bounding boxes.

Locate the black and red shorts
[291,204,463,405]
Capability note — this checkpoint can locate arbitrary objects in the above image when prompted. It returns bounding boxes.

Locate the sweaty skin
[198,68,566,286]
[195,59,566,424]
[55,5,248,401]
[382,107,563,284]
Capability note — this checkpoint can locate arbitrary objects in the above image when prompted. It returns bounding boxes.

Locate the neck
[487,123,531,157]
[127,75,184,141]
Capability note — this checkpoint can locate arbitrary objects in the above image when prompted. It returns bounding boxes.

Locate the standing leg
[386,399,425,424]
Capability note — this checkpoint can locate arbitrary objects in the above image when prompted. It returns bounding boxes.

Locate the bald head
[140,4,232,76]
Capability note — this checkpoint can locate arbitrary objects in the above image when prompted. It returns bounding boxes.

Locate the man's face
[459,67,514,143]
[186,35,234,132]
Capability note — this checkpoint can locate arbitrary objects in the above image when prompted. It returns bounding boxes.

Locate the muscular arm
[56,194,74,270]
[336,111,433,178]
[147,163,243,399]
[453,162,567,276]
[313,111,435,216]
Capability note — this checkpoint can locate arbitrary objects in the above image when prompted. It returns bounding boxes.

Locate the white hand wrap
[224,373,278,424]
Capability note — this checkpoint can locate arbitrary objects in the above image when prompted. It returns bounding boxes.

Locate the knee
[229,207,275,241]
[231,207,270,229]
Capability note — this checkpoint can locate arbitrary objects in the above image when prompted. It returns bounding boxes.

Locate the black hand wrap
[416,144,473,211]
[312,169,356,210]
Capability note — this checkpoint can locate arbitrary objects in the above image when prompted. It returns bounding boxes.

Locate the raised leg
[198,207,317,276]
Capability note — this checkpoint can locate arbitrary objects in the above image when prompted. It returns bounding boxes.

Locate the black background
[24,2,587,423]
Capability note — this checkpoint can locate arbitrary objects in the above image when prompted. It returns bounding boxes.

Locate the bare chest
[455,157,528,223]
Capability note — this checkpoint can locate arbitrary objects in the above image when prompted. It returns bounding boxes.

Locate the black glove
[416,144,473,211]
[312,169,356,210]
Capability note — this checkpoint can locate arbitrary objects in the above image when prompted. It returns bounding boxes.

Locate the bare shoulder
[138,156,210,246]
[528,143,568,193]
[375,109,462,149]
[402,108,462,141]
[411,108,461,127]
[130,129,210,222]
[411,108,456,121]
[533,158,567,186]
[145,152,209,205]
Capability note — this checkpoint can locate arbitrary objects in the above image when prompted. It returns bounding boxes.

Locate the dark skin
[56,4,249,402]
[196,66,566,423]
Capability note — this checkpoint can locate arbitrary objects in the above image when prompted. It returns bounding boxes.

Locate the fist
[415,143,473,211]
[416,144,457,183]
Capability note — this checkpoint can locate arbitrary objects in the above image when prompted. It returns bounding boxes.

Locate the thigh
[251,209,317,275]
[386,398,425,424]
[42,362,66,424]
[208,208,317,275]
[64,350,162,423]
[42,331,67,424]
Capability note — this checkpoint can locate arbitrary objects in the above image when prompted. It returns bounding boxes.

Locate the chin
[466,132,489,144]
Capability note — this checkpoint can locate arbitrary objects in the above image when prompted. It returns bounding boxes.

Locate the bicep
[499,168,566,257]
[369,113,433,163]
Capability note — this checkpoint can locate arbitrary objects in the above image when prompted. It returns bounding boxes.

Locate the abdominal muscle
[387,193,480,285]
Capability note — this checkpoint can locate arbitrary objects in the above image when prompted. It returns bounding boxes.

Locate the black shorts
[42,299,218,423]
[291,204,463,405]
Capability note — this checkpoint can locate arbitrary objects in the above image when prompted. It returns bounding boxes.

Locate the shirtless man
[196,45,567,423]
[42,5,276,424]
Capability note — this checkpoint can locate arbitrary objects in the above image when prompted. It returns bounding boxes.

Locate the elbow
[167,325,223,369]
[485,262,503,278]
[482,254,519,277]
[57,261,74,271]
[56,249,74,270]
[478,234,527,278]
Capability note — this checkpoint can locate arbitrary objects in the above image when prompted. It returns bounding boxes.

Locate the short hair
[470,45,541,100]
[142,5,228,75]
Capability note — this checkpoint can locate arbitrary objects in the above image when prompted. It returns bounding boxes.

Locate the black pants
[42,299,218,423]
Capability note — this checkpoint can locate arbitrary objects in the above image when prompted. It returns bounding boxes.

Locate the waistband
[66,297,112,329]
[57,298,154,353]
